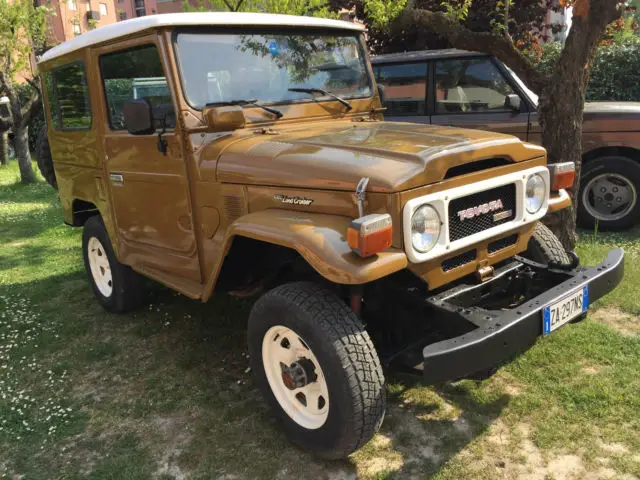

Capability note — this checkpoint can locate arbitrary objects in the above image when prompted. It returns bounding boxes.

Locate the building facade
[39,0,170,44]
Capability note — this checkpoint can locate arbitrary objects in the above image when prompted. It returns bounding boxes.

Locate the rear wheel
[248,282,385,459]
[577,156,640,230]
[82,216,144,313]
[34,125,57,190]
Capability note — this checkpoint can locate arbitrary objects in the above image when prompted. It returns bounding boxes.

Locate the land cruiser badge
[274,194,314,206]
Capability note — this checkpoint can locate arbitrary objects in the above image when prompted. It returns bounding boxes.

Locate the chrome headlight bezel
[411,204,441,253]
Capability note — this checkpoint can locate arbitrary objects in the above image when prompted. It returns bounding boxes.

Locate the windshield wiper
[288,88,353,111]
[205,99,283,119]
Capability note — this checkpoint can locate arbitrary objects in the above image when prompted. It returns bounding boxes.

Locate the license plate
[543,286,589,335]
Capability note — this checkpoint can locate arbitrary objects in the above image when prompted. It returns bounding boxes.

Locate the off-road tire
[525,223,571,265]
[577,156,640,231]
[248,282,386,459]
[82,216,144,313]
[34,125,57,190]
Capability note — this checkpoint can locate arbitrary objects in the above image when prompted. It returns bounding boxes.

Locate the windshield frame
[171,26,375,112]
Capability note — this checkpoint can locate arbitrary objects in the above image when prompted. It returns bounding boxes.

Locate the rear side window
[434,58,516,114]
[374,63,427,116]
[44,62,92,130]
[100,45,175,131]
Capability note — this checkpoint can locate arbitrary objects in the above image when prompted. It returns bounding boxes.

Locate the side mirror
[504,94,521,113]
[123,99,154,135]
[203,105,246,132]
[377,84,385,103]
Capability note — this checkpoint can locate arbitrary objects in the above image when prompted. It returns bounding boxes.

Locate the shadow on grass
[4,270,514,479]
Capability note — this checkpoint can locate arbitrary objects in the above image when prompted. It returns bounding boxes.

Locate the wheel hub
[280,358,317,390]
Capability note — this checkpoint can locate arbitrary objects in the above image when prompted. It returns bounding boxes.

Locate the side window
[375,63,427,116]
[44,62,92,130]
[434,58,516,114]
[100,45,175,131]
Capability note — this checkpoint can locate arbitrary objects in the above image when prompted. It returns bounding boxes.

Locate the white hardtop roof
[38,12,364,64]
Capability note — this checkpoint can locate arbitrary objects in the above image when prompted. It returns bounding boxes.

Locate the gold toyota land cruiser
[36,12,624,459]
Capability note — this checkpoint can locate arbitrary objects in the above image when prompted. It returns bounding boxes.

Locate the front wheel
[248,282,386,459]
[525,222,571,265]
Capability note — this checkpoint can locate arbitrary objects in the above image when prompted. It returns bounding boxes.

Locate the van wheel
[35,125,57,190]
[248,282,385,459]
[82,216,143,313]
[577,156,640,230]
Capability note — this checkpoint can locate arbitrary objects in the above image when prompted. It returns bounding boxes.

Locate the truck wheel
[34,125,57,190]
[525,223,571,265]
[248,282,385,459]
[577,156,640,230]
[82,216,143,313]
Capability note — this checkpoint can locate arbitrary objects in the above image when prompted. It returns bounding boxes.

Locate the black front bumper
[417,248,624,384]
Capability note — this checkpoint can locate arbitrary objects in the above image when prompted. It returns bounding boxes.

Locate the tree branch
[394,8,551,93]
[20,93,42,128]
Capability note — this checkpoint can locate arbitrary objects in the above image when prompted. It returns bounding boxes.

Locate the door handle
[109,173,124,186]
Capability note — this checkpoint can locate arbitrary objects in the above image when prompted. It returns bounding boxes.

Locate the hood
[215,122,545,193]
[583,102,640,132]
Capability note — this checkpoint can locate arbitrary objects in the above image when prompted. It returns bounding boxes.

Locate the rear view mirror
[504,94,521,113]
[203,105,246,132]
[377,84,385,103]
[123,99,154,135]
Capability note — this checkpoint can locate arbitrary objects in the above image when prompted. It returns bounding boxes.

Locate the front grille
[448,184,516,242]
[442,249,477,272]
[488,234,518,254]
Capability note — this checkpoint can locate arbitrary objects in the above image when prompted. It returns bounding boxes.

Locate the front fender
[202,210,408,301]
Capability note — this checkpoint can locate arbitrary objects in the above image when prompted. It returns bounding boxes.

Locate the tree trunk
[537,77,586,251]
[13,125,36,184]
[0,130,8,166]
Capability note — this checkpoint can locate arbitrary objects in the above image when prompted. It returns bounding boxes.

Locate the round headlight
[411,205,441,253]
[526,173,546,214]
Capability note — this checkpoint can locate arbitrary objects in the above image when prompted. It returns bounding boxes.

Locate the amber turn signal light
[347,214,393,258]
[548,162,575,191]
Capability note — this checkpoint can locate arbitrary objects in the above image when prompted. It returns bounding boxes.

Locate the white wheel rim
[262,325,329,430]
[87,237,113,297]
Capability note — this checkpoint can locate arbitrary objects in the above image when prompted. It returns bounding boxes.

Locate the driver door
[96,37,200,282]
[429,56,530,141]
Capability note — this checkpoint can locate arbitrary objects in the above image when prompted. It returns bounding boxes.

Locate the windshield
[504,65,538,105]
[175,31,372,110]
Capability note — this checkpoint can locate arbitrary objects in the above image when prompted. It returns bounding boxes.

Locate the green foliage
[489,0,514,35]
[362,0,407,29]
[0,0,51,83]
[440,0,473,22]
[182,0,338,18]
[536,40,640,102]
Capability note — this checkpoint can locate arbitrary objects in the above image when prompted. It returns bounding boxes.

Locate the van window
[45,62,92,130]
[434,58,516,114]
[374,63,427,116]
[100,45,175,131]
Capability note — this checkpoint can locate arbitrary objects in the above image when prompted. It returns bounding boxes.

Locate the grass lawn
[1,162,639,479]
